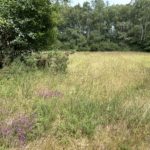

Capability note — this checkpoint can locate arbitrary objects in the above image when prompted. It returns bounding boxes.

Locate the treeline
[0,0,150,67]
[53,0,150,52]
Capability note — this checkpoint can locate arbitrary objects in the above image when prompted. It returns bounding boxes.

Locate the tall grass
[0,52,150,149]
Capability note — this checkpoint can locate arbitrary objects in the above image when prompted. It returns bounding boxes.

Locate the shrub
[90,41,120,51]
[47,51,69,73]
[6,57,36,74]
[100,42,120,51]
[8,58,27,74]
[36,57,48,69]
[118,42,131,51]
[90,43,100,51]
[23,56,37,69]
[4,51,69,73]
[26,51,69,72]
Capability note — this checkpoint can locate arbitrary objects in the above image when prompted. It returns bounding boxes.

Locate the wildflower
[37,88,63,99]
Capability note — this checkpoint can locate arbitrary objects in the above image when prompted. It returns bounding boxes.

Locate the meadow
[0,52,150,150]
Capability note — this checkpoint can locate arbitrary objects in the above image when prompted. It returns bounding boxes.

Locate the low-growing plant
[0,52,149,149]
[0,115,34,147]
[55,99,101,138]
[47,51,69,73]
[0,100,58,148]
[2,51,69,73]
[36,56,48,69]
[8,58,27,74]
[31,100,57,138]
[55,98,123,138]
[23,56,37,69]
[34,51,69,72]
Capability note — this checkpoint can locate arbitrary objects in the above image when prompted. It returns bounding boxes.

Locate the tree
[130,0,150,51]
[0,0,57,64]
[53,0,150,52]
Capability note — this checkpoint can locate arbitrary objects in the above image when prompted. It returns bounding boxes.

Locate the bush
[0,0,57,61]
[90,41,120,51]
[33,51,69,72]
[90,43,100,51]
[118,42,131,51]
[47,51,69,73]
[23,56,37,69]
[7,58,28,74]
[36,57,48,69]
[4,51,69,73]
[100,42,120,51]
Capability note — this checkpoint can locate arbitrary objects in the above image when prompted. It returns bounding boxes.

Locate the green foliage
[31,100,57,138]
[0,0,57,64]
[6,51,69,73]
[131,0,150,52]
[0,100,57,147]
[47,51,69,72]
[55,82,150,139]
[34,51,69,72]
[57,100,101,137]
[4,57,34,73]
[23,55,37,69]
[90,41,120,51]
[53,0,150,52]
[0,53,150,149]
[0,16,13,67]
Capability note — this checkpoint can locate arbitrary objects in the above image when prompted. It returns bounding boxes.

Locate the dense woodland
[0,0,150,67]
[55,0,150,51]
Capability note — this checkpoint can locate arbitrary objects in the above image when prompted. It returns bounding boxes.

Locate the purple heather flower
[37,88,63,99]
[0,114,35,146]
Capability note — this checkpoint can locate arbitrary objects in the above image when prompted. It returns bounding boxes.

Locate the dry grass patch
[0,52,150,149]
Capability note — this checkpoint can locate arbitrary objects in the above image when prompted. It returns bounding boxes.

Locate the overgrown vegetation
[0,0,57,67]
[0,0,150,149]
[0,51,69,75]
[0,52,150,149]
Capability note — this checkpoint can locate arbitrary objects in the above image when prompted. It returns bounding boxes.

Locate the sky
[71,0,131,6]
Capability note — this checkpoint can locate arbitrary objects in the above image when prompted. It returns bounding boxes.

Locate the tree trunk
[140,24,144,41]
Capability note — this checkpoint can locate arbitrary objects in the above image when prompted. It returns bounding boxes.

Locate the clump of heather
[0,115,34,147]
[0,99,58,148]
[37,88,63,99]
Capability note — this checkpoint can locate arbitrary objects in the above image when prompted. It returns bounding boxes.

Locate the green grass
[0,52,150,150]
